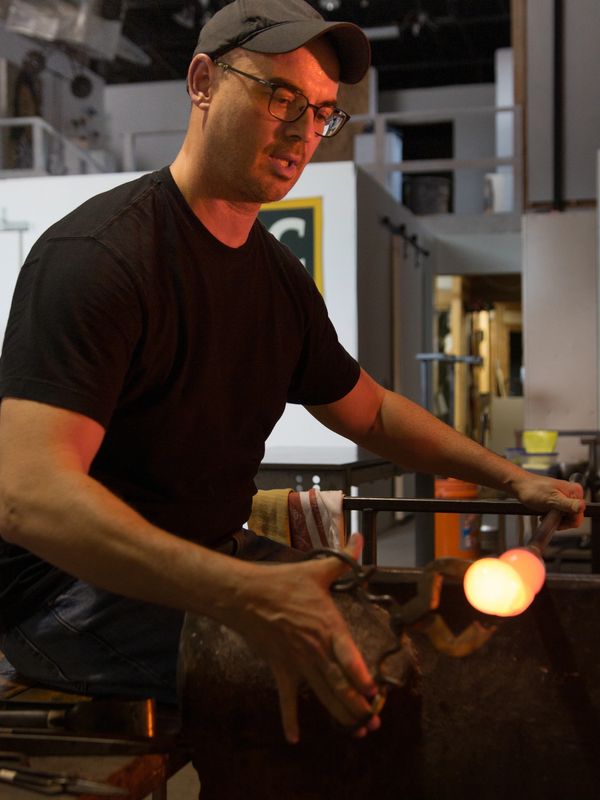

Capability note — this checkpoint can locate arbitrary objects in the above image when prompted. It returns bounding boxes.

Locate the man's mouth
[272,154,300,167]
[269,153,302,178]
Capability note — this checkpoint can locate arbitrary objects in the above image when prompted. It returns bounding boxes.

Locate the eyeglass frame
[214,61,351,138]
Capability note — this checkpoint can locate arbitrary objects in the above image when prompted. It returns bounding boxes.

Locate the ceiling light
[319,0,341,11]
[363,25,400,41]
[173,2,195,30]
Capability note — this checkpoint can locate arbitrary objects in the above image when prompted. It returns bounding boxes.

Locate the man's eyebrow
[268,74,338,106]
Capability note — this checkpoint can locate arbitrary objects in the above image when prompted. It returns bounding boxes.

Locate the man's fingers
[332,632,377,696]
[316,532,364,587]
[344,531,363,561]
[273,665,300,744]
[309,656,378,729]
[248,545,382,741]
[305,533,379,701]
[274,652,377,740]
[550,484,585,528]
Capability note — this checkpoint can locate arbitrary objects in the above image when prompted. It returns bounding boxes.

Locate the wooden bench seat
[0,651,191,799]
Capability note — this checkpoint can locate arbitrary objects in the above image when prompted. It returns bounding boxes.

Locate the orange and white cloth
[248,488,345,552]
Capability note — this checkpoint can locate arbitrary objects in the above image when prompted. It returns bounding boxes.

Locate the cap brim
[239,19,371,84]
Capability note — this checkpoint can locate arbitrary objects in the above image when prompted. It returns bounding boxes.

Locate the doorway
[433,273,523,452]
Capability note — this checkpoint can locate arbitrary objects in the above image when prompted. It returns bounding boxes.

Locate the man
[0,0,583,746]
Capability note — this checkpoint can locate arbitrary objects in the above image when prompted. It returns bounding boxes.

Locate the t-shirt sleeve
[286,269,360,406]
[0,236,143,428]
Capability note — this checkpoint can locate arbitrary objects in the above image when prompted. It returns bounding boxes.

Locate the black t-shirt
[0,166,360,629]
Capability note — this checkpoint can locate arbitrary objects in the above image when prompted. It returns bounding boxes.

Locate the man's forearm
[0,463,384,739]
[0,464,254,625]
[357,389,533,494]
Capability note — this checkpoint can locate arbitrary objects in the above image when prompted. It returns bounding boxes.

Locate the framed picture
[258,196,323,293]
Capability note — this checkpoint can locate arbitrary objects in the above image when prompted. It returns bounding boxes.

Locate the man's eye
[272,89,296,105]
[315,107,334,123]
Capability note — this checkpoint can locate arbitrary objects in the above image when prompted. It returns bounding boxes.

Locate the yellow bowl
[522,430,558,453]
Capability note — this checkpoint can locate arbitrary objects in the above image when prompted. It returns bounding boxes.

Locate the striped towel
[288,488,345,551]
[248,488,345,552]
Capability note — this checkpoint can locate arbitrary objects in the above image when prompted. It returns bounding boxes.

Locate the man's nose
[283,107,315,142]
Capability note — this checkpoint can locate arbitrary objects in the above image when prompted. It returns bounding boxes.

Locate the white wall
[434,230,521,276]
[265,161,359,447]
[527,0,600,203]
[0,163,360,449]
[522,210,597,463]
[0,171,144,344]
[104,81,188,170]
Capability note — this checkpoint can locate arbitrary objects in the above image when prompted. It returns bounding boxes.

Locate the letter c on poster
[258,197,323,293]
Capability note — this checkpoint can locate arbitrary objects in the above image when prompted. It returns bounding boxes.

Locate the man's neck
[169,160,259,248]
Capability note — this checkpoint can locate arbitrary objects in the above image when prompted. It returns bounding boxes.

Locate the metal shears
[0,750,128,796]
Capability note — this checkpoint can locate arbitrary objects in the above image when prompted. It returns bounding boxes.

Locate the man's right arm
[0,397,378,742]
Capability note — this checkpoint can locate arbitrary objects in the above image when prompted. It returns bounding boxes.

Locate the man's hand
[231,533,380,744]
[509,473,585,530]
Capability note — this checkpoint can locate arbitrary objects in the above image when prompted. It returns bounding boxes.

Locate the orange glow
[500,547,546,595]
[463,558,534,617]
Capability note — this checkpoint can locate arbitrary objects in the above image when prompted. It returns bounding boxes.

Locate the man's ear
[187,53,215,109]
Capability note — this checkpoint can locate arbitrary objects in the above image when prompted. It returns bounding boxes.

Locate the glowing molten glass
[500,547,546,595]
[463,558,535,617]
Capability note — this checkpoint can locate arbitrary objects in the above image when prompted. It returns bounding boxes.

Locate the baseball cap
[193,0,371,84]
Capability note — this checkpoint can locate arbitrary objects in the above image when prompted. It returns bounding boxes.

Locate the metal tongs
[305,549,496,688]
[0,751,127,796]
[307,509,565,692]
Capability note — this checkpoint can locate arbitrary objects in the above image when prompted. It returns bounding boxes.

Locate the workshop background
[0,3,599,798]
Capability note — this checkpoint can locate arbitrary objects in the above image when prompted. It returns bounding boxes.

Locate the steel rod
[529,508,562,555]
[342,497,600,519]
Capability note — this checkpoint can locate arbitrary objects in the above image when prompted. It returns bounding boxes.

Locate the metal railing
[345,496,600,571]
[0,117,106,177]
[0,104,522,214]
[116,105,521,214]
[351,104,522,214]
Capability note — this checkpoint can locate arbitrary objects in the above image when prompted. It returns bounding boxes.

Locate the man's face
[202,38,341,204]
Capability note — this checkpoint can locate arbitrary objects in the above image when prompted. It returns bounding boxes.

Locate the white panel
[495,48,514,158]
[104,81,188,170]
[0,230,20,336]
[526,0,600,203]
[282,161,358,360]
[0,171,145,342]
[522,210,597,462]
[526,0,553,204]
[267,161,359,447]
[564,0,600,201]
[434,231,521,275]
[379,83,494,113]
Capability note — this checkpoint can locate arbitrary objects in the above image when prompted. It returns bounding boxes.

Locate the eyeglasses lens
[269,87,342,138]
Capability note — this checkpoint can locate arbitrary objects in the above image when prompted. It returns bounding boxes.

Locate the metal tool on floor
[0,697,156,737]
[0,750,128,796]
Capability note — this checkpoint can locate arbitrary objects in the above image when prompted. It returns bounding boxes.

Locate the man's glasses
[215,62,350,138]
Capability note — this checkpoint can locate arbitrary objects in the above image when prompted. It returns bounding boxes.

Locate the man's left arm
[307,369,584,529]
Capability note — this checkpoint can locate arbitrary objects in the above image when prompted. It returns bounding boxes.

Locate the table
[256,445,400,494]
[0,655,190,799]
